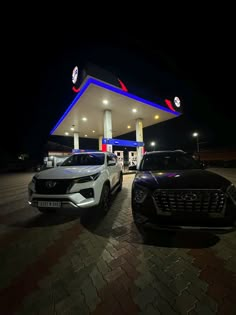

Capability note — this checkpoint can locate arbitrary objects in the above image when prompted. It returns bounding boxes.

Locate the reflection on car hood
[36,165,104,180]
[134,169,231,190]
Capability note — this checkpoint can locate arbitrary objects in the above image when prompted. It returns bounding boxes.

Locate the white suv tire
[97,183,110,215]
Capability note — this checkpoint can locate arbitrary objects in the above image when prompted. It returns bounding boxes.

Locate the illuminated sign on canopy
[72,66,78,84]
[102,138,144,147]
[174,96,181,108]
[71,63,128,93]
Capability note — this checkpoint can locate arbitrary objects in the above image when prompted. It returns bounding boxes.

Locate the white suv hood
[36,165,104,179]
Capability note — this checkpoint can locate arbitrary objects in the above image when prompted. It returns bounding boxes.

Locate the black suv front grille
[153,189,226,213]
[35,179,73,194]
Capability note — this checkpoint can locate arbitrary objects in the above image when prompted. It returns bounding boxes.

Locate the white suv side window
[107,153,119,187]
[107,154,117,165]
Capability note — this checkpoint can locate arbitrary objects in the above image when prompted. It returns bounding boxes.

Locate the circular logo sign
[174,96,181,107]
[72,66,78,84]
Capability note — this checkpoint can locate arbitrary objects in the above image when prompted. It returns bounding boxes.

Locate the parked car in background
[131,150,236,230]
[28,151,123,215]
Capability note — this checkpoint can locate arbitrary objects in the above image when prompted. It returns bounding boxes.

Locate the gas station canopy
[50,64,182,139]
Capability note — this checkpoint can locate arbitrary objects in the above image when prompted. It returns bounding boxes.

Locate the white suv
[28,151,123,214]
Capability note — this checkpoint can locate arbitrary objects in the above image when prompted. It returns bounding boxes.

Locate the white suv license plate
[38,201,61,208]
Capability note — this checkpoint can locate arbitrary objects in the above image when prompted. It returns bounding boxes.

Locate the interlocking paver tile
[121,261,139,280]
[21,289,54,315]
[90,266,106,291]
[81,277,101,312]
[55,292,89,315]
[97,258,111,276]
[174,290,197,314]
[114,287,140,314]
[151,280,177,305]
[214,246,234,261]
[134,285,159,310]
[104,266,124,282]
[195,293,218,313]
[187,280,208,298]
[139,303,161,315]
[109,255,127,269]
[91,296,123,315]
[149,266,174,286]
[153,298,179,315]
[135,272,156,289]
[168,274,191,295]
[101,249,114,263]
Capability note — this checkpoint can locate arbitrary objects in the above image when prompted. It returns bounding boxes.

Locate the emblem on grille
[45,181,57,189]
[181,192,198,201]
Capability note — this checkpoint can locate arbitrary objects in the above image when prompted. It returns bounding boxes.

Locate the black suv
[131,150,236,230]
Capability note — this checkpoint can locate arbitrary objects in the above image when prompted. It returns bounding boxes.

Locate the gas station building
[49,63,182,166]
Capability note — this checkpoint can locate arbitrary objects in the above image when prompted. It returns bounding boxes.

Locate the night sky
[2,13,235,160]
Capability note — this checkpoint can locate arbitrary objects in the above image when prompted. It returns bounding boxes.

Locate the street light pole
[150,141,156,151]
[192,132,199,153]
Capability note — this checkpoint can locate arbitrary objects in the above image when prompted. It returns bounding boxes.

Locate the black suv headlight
[133,184,148,203]
[73,172,101,183]
[227,184,236,205]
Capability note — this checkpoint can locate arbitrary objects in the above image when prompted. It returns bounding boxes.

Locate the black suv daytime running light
[32,176,37,183]
[227,184,236,205]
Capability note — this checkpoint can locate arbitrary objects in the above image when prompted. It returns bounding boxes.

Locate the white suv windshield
[61,153,105,166]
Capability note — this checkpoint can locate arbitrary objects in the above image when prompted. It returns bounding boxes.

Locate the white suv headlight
[227,184,236,205]
[73,172,101,183]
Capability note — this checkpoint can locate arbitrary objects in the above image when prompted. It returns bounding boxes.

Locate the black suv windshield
[140,152,201,171]
[61,153,105,166]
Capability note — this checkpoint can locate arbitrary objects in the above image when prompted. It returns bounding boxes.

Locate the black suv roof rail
[144,149,186,155]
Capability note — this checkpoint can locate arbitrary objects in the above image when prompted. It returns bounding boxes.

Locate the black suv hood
[134,169,231,191]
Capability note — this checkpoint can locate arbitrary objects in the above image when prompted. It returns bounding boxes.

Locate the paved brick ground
[0,169,236,314]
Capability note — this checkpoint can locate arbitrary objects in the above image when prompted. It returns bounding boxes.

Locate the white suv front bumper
[28,192,97,209]
[28,178,104,209]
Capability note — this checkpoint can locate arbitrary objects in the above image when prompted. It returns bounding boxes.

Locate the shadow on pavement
[136,226,221,248]
[85,215,221,249]
[80,188,124,230]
